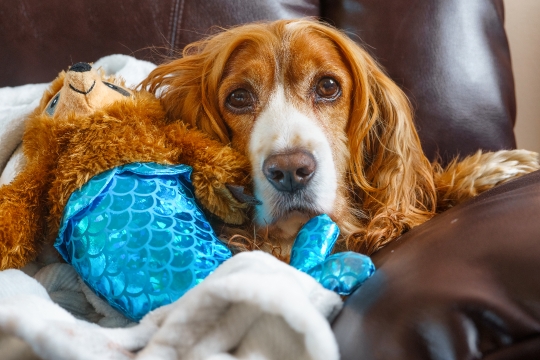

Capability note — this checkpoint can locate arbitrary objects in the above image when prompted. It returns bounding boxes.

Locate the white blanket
[0,252,342,360]
[0,55,343,360]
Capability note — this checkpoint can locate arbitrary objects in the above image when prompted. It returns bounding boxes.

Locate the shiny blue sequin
[289,214,339,272]
[55,162,232,321]
[306,252,375,296]
[289,214,376,296]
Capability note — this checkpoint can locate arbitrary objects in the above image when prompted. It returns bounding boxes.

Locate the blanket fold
[0,252,342,360]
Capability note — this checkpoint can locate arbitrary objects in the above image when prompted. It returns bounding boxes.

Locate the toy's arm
[165,123,252,225]
[0,116,66,269]
[0,163,52,269]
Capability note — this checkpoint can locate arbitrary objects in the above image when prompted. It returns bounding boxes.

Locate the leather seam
[174,0,186,51]
[168,0,182,56]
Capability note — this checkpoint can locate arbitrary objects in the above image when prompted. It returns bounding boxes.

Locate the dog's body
[142,19,539,256]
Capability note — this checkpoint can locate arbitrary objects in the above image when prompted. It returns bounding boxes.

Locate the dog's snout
[69,62,92,73]
[263,151,316,193]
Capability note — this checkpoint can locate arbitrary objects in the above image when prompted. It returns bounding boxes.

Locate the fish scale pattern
[289,214,339,272]
[55,162,232,321]
[305,252,376,295]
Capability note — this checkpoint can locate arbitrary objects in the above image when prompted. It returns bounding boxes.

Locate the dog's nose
[263,151,316,193]
[69,62,92,73]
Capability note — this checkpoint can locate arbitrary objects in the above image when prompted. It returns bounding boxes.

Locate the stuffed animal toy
[0,62,251,273]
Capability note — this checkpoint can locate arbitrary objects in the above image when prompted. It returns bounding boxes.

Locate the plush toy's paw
[166,124,252,225]
[0,196,43,270]
[0,239,39,271]
[289,214,375,296]
[213,185,250,224]
[191,176,249,225]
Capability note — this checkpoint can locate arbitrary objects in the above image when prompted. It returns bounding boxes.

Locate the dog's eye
[226,89,254,111]
[315,77,340,100]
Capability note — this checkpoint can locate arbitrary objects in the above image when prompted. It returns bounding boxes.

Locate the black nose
[69,62,92,73]
[263,151,316,193]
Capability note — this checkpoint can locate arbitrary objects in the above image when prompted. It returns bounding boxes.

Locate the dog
[141,19,539,257]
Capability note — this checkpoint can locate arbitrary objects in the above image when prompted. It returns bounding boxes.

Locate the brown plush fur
[0,67,251,270]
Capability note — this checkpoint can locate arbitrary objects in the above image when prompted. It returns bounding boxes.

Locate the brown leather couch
[2,0,538,358]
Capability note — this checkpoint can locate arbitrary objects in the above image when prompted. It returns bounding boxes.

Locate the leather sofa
[1,0,538,358]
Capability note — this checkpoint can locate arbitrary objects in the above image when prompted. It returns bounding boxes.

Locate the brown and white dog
[141,19,539,256]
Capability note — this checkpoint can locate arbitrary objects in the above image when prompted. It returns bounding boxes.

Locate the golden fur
[0,66,250,269]
[141,19,539,258]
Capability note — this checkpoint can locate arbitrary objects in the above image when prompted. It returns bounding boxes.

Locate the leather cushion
[0,0,318,87]
[332,170,540,359]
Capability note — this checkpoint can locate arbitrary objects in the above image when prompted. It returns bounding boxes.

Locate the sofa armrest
[333,170,540,359]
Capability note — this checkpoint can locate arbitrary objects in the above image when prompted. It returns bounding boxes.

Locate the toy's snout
[67,62,96,96]
[69,62,92,72]
[44,62,132,118]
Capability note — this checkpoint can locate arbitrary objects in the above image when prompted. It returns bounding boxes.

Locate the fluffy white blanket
[0,55,343,360]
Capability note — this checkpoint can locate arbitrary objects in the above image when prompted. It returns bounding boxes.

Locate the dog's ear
[313,22,437,254]
[140,35,237,144]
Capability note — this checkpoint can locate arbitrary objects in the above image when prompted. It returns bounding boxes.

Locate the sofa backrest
[0,0,515,163]
[322,0,516,163]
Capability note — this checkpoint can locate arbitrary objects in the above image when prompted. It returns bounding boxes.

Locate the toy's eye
[46,93,60,116]
[226,89,254,113]
[103,82,131,97]
[315,77,340,101]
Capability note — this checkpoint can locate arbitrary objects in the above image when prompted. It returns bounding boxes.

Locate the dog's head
[143,19,436,254]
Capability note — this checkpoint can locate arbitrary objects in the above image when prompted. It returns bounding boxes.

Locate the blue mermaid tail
[55,162,232,321]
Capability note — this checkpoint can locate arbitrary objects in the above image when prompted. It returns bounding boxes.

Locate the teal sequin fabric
[305,252,376,295]
[290,214,340,271]
[55,162,232,321]
[289,214,375,295]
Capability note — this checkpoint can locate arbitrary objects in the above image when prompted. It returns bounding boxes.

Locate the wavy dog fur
[142,19,538,256]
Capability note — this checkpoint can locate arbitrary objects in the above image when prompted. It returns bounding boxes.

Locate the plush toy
[0,62,251,273]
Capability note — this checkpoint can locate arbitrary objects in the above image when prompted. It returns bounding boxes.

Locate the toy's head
[39,62,132,118]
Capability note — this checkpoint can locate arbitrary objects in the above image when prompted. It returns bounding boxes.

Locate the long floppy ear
[140,24,275,144]
[139,37,231,143]
[311,23,437,254]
